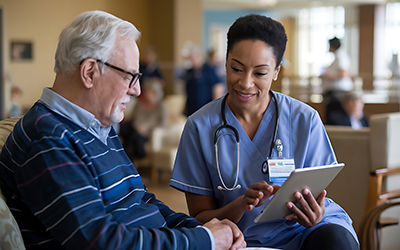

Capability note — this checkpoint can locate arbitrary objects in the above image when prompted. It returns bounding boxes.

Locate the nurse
[170,14,359,250]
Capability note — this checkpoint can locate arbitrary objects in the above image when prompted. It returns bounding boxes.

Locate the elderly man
[0,11,245,250]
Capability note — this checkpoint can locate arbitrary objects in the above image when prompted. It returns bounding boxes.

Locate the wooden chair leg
[360,202,400,250]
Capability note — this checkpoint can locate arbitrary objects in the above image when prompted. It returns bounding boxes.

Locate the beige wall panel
[358,4,375,90]
[148,0,174,95]
[0,0,150,110]
[280,16,295,77]
[174,0,202,66]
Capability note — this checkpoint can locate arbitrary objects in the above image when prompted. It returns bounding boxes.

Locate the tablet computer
[254,163,345,223]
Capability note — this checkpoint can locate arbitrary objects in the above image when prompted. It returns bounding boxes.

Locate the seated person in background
[326,91,369,129]
[119,77,168,160]
[8,86,23,117]
[0,10,245,250]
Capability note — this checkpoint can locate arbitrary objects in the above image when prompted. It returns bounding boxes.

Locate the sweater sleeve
[7,115,213,250]
[142,191,204,229]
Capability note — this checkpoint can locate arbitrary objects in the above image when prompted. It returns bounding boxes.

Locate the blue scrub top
[170,91,358,249]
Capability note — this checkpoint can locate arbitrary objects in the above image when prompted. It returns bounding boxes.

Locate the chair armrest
[366,166,400,212]
[372,167,400,201]
[373,167,400,177]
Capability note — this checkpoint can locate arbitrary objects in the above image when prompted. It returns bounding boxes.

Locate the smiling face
[94,37,141,126]
[225,39,280,115]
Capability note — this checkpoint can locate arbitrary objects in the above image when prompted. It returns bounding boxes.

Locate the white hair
[54,10,141,74]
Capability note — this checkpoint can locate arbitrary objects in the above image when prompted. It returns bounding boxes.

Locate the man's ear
[80,59,98,89]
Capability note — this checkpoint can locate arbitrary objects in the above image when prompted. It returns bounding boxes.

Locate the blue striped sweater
[0,102,211,249]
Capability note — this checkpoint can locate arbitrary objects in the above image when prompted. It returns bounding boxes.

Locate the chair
[150,122,185,184]
[125,95,185,170]
[359,113,400,250]
[0,117,25,249]
[136,94,186,184]
[325,112,400,249]
[325,126,371,232]
[365,167,400,213]
[359,199,400,250]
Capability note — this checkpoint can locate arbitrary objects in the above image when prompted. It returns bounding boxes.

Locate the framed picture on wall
[11,41,33,61]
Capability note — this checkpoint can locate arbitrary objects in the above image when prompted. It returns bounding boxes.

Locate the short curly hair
[226,14,287,70]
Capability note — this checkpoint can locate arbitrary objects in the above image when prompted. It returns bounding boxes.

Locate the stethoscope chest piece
[262,160,269,174]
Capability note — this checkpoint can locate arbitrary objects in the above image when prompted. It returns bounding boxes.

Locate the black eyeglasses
[96,59,142,88]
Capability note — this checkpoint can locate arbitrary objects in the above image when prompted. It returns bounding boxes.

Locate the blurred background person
[320,37,353,92]
[119,77,168,160]
[320,37,353,122]
[139,46,165,85]
[326,91,369,129]
[181,45,225,117]
[8,86,23,117]
[207,49,226,84]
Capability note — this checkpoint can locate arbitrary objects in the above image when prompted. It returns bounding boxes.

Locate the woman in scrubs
[170,14,358,250]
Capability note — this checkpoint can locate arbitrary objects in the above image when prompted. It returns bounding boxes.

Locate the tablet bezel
[254,163,345,223]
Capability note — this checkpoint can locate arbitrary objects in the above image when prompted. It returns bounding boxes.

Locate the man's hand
[285,189,326,227]
[204,218,246,250]
[242,181,280,211]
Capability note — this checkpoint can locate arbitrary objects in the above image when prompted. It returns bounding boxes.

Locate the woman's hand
[284,189,326,227]
[242,181,280,211]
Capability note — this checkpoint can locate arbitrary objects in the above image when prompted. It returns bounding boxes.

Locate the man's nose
[128,81,141,96]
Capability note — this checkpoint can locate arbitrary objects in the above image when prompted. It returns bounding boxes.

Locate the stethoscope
[214,90,280,191]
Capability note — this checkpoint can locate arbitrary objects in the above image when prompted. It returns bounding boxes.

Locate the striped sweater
[0,102,211,250]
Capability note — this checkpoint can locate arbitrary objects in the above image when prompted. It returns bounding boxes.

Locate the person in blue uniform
[139,46,165,84]
[183,46,225,117]
[170,14,359,250]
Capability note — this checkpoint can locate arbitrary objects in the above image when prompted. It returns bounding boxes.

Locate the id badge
[267,158,295,182]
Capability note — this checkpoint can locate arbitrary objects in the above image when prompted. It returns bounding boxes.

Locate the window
[385,2,400,77]
[297,6,346,78]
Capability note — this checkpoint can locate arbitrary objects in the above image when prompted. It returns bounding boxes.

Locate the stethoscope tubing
[214,91,279,191]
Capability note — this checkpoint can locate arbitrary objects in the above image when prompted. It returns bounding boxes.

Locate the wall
[203,9,272,55]
[174,0,202,67]
[147,0,175,95]
[358,5,375,90]
[0,0,151,113]
[202,9,296,73]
